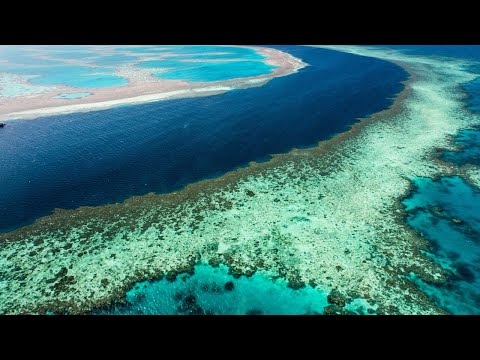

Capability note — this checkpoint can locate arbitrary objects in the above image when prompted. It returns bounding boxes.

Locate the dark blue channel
[0,46,407,231]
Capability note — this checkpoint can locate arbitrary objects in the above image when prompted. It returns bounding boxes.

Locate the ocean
[0,45,407,232]
[396,45,480,314]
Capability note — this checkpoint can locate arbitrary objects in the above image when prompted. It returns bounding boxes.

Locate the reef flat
[466,167,480,187]
[1,46,305,121]
[1,46,479,314]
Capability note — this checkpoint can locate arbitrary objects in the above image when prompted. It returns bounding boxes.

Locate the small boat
[0,123,5,128]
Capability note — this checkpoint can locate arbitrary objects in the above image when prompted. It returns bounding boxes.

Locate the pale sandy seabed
[0,46,305,121]
[465,168,480,187]
[1,46,480,314]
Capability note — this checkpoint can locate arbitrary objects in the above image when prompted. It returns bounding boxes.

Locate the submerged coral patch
[96,263,329,315]
[1,46,480,314]
[442,127,480,166]
[403,177,480,314]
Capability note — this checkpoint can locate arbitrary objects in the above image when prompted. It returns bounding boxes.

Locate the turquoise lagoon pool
[0,45,277,91]
[97,263,329,315]
[139,60,277,82]
[404,175,480,314]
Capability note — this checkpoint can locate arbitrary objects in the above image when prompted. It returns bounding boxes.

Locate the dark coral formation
[224,281,234,291]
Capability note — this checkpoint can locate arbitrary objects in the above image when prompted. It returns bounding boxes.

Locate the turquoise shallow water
[135,46,275,82]
[119,45,265,60]
[151,60,277,82]
[28,66,128,88]
[171,53,264,60]
[403,176,480,263]
[0,46,411,315]
[393,45,480,314]
[0,56,62,67]
[403,176,480,314]
[0,59,63,73]
[97,264,329,315]
[0,63,127,89]
[136,59,196,69]
[47,51,96,60]
[92,54,139,66]
[116,46,170,53]
[1,45,275,90]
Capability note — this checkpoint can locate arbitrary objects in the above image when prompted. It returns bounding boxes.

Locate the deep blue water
[96,263,329,315]
[0,45,407,232]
